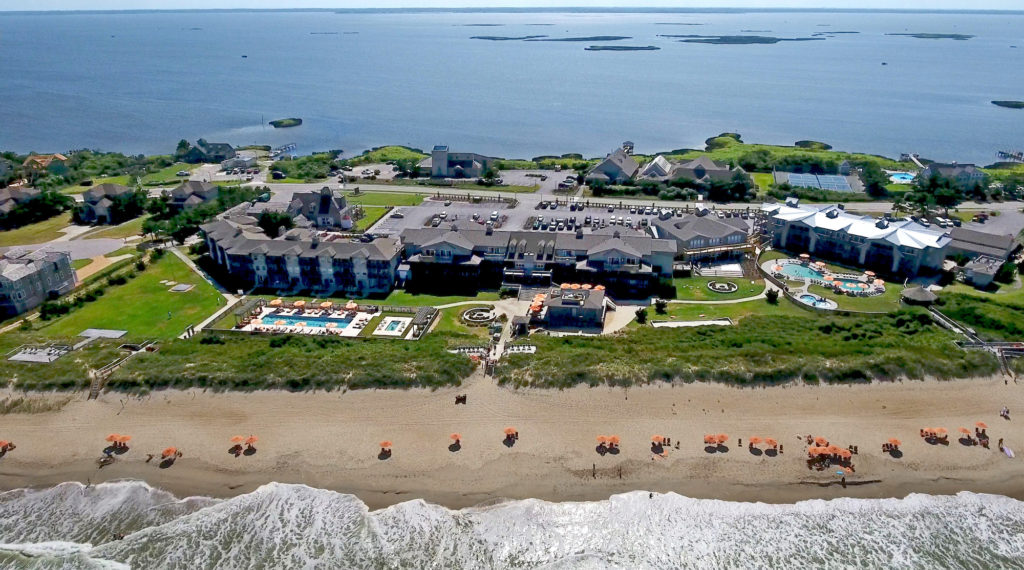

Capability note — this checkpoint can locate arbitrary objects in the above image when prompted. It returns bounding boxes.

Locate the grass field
[349,145,428,164]
[32,253,224,341]
[751,172,774,192]
[936,282,1024,341]
[670,277,766,301]
[77,216,147,240]
[807,283,905,313]
[355,206,389,230]
[140,163,196,186]
[655,298,805,322]
[377,290,500,307]
[71,259,92,270]
[343,191,426,207]
[0,212,72,246]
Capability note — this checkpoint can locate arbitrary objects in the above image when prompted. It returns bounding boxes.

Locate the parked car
[176,170,190,177]
[490,211,499,221]
[390,211,405,219]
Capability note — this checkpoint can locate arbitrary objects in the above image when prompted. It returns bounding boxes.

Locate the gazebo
[901,286,938,306]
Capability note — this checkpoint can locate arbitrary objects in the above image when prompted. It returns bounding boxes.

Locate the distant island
[471,35,547,41]
[269,118,303,128]
[886,33,974,40]
[585,45,660,51]
[992,100,1024,109]
[528,36,632,42]
[660,35,824,45]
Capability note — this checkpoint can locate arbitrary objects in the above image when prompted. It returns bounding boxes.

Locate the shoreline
[1,373,1021,510]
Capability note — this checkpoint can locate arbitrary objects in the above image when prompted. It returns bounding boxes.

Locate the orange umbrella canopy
[245,436,258,445]
[823,275,835,282]
[888,438,902,446]
[976,422,988,429]
[582,284,593,290]
[814,436,829,446]
[380,441,392,448]
[772,265,783,272]
[320,301,333,309]
[608,435,621,445]
[864,270,876,277]
[715,434,729,444]
[704,434,717,444]
[874,279,885,286]
[826,445,842,455]
[838,449,852,459]
[597,436,608,444]
[651,435,664,443]
[161,447,177,458]
[749,436,763,445]
[806,446,822,455]
[274,320,286,326]
[504,427,517,435]
[450,433,462,441]
[269,299,283,306]
[106,434,120,442]
[0,440,8,448]
[934,428,948,435]
[560,283,571,289]
[594,285,606,291]
[958,427,971,435]
[293,300,306,307]
[230,435,245,444]
[345,301,358,310]
[764,438,778,447]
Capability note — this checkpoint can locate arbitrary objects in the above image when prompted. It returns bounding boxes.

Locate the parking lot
[498,169,578,193]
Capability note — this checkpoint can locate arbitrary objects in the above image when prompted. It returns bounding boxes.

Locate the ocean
[1,481,1023,568]
[0,9,1023,163]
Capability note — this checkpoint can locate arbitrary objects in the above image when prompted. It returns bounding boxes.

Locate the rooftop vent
[485,225,493,236]
[613,230,621,239]
[576,228,584,239]
[826,209,840,219]
[875,219,889,229]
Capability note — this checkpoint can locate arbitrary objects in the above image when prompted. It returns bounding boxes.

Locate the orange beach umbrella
[582,284,593,290]
[651,435,664,443]
[274,320,286,326]
[504,427,517,436]
[958,427,971,435]
[608,435,621,445]
[116,435,131,444]
[934,428,948,435]
[823,275,835,282]
[269,299,282,306]
[345,301,358,310]
[976,422,988,429]
[596,436,608,444]
[450,433,461,441]
[105,434,120,442]
[230,435,245,444]
[749,436,763,445]
[161,447,177,458]
[715,434,729,444]
[864,270,876,277]
[560,283,571,289]
[888,438,902,446]
[320,301,333,309]
[380,441,392,449]
[765,438,778,448]
[814,436,829,446]
[245,436,258,445]
[799,253,810,259]
[704,434,717,444]
[594,285,606,291]
[0,440,9,449]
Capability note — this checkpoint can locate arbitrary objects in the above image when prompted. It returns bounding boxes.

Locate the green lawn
[758,250,789,264]
[105,245,140,258]
[656,298,805,322]
[354,206,389,231]
[433,305,493,340]
[670,277,766,301]
[377,290,500,307]
[807,283,905,313]
[78,216,147,240]
[140,163,196,186]
[0,212,73,246]
[71,259,92,270]
[343,192,426,206]
[275,177,326,184]
[349,145,428,164]
[751,172,774,191]
[61,176,132,194]
[33,253,225,341]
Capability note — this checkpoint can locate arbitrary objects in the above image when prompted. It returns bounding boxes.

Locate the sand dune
[0,373,1021,509]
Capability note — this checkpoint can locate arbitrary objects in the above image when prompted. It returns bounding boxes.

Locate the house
[419,146,496,179]
[764,201,952,277]
[651,214,750,262]
[0,186,41,215]
[639,155,745,185]
[182,139,236,164]
[586,148,639,185]
[200,215,401,295]
[919,163,987,189]
[80,183,135,224]
[543,287,606,329]
[221,151,258,170]
[21,153,68,174]
[169,180,219,211]
[947,227,1019,262]
[287,187,351,230]
[958,255,1003,289]
[0,248,77,318]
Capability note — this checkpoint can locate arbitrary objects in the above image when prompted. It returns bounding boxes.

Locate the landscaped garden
[670,277,765,301]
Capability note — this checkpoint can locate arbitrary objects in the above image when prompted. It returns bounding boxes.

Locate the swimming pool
[889,172,915,183]
[779,264,864,290]
[272,315,354,329]
[798,294,836,309]
[384,320,402,332]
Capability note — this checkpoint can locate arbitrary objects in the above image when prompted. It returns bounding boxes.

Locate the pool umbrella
[799,253,810,259]
[571,284,581,290]
[105,434,120,443]
[704,434,717,444]
[582,284,593,290]
[976,422,988,429]
[864,270,876,277]
[651,435,664,443]
[888,438,901,447]
[765,438,778,448]
[597,436,608,444]
[230,435,245,444]
[320,301,333,309]
[858,283,869,289]
[269,299,282,306]
[772,265,783,272]
[838,449,852,459]
[814,436,829,446]
[823,275,835,282]
[245,436,258,446]
[0,440,9,450]
[826,445,842,455]
[874,279,885,286]
[749,436,763,446]
[161,447,177,458]
[293,300,306,308]
[252,319,263,325]
[958,427,970,435]
[450,433,462,441]
[715,434,729,444]
[295,322,307,328]
[345,301,358,310]
[560,283,571,289]
[380,441,392,449]
[608,435,620,446]
[504,427,517,436]
[594,285,606,291]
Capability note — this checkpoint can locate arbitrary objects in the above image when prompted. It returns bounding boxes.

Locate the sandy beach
[1,373,1021,510]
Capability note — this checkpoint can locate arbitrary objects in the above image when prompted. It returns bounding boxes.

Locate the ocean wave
[1,482,1023,568]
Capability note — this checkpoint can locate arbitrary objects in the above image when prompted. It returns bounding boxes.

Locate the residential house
[182,140,236,164]
[286,187,352,230]
[0,186,41,215]
[543,288,606,329]
[958,255,1003,289]
[201,215,401,295]
[21,153,68,176]
[168,180,219,212]
[919,163,987,189]
[764,201,951,277]
[80,183,135,224]
[586,148,639,185]
[640,155,746,185]
[419,146,496,179]
[0,248,77,318]
[651,214,750,262]
[947,227,1019,262]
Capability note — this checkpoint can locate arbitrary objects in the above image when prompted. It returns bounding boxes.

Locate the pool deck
[762,258,886,307]
[241,307,376,338]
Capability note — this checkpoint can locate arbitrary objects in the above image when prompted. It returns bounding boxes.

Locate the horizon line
[3,7,1024,15]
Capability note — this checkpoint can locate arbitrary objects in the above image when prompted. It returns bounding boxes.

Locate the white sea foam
[1,482,1023,569]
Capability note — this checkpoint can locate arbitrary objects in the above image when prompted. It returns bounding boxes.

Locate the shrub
[765,289,779,304]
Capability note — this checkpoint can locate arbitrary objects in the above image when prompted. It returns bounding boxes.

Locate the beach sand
[1,373,1022,509]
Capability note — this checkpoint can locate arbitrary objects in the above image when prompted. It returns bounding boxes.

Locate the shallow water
[1,481,1023,568]
[0,10,1022,162]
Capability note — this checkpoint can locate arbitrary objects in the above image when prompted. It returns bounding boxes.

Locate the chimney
[576,228,584,239]
[451,224,459,232]
[312,233,320,248]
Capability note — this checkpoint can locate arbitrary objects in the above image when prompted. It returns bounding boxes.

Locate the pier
[270,143,297,159]
[997,150,1024,163]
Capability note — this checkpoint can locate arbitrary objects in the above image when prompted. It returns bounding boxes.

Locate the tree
[635,307,648,324]
[146,195,171,218]
[858,161,889,198]
[176,139,191,157]
[654,298,668,314]
[765,289,779,304]
[258,211,294,239]
[994,261,1018,285]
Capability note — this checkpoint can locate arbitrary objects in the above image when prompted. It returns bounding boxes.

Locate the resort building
[399,225,676,297]
[764,201,951,276]
[419,146,496,179]
[919,163,987,188]
[21,153,68,174]
[182,139,236,164]
[168,180,219,211]
[286,187,351,229]
[651,214,751,262]
[79,183,135,224]
[0,186,41,214]
[957,255,1003,289]
[221,151,258,170]
[640,155,746,185]
[947,227,1019,262]
[201,214,402,295]
[586,148,639,185]
[543,287,607,329]
[0,248,77,318]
